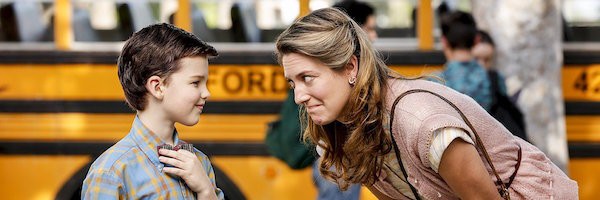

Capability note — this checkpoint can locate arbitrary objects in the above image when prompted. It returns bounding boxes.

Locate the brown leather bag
[378,89,522,200]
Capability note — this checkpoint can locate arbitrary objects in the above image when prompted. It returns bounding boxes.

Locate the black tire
[55,160,91,200]
[214,165,246,200]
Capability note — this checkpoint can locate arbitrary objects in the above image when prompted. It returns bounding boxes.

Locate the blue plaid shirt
[82,116,224,199]
[437,60,507,111]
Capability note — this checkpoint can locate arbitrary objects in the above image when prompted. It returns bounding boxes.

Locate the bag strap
[389,126,421,200]
[485,71,525,183]
[389,89,521,199]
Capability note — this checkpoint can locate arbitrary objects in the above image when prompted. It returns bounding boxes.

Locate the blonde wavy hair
[275,8,404,189]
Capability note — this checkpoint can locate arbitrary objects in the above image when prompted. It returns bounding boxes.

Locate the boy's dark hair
[333,0,374,26]
[117,23,218,111]
[440,11,477,50]
[477,30,495,47]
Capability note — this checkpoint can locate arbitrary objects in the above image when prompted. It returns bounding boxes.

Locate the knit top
[369,78,578,199]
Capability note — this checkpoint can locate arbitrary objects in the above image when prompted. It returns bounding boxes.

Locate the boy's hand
[158,148,217,199]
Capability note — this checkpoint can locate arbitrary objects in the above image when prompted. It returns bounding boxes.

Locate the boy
[438,11,508,111]
[82,23,223,200]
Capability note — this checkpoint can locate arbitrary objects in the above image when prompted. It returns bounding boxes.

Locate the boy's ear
[441,36,448,49]
[146,75,164,99]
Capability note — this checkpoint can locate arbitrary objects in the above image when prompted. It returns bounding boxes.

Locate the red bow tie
[157,143,194,153]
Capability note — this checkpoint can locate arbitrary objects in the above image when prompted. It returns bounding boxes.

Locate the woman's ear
[146,75,164,99]
[474,34,482,45]
[346,55,359,78]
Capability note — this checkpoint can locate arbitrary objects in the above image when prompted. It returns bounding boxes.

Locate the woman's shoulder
[387,78,450,92]
[385,78,480,118]
[386,78,463,103]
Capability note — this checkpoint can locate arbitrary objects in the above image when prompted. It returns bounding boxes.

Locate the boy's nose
[201,88,210,99]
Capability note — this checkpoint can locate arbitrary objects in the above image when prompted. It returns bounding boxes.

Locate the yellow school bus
[1,43,599,200]
[1,0,599,199]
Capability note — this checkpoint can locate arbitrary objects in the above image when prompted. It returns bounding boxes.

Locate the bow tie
[157,143,194,153]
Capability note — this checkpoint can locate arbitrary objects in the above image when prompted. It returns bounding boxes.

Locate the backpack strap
[488,70,500,92]
[488,70,500,105]
[389,89,521,199]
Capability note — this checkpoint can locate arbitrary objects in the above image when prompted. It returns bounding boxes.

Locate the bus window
[563,0,600,42]
[73,0,161,42]
[0,1,54,42]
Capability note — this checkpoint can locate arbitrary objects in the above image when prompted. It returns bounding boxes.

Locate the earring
[157,85,165,96]
[349,77,356,86]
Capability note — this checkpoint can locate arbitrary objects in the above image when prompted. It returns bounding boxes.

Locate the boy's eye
[192,81,200,86]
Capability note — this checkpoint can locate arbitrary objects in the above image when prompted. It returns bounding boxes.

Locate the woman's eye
[192,81,200,87]
[303,76,314,82]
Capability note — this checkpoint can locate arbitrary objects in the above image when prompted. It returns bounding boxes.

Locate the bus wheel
[214,165,246,200]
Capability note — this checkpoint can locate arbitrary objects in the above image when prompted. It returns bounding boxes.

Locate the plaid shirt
[82,116,224,199]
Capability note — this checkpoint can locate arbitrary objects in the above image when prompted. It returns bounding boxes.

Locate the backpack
[488,70,528,142]
[265,90,316,169]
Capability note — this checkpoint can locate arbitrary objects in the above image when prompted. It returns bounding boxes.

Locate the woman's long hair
[275,8,403,189]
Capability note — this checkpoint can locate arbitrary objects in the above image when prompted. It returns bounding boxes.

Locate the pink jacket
[370,78,578,199]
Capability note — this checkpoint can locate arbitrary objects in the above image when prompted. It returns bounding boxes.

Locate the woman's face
[472,43,495,69]
[282,53,355,125]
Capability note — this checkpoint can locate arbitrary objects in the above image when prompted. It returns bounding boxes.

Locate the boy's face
[161,56,210,126]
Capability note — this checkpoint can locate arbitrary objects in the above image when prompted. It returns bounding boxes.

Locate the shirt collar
[446,59,479,69]
[128,116,181,169]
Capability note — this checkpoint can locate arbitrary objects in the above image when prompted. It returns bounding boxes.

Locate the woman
[275,8,578,199]
[472,30,496,70]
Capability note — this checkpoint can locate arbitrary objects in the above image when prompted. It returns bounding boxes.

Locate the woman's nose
[294,88,310,105]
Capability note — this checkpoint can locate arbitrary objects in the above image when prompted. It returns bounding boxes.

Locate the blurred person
[439,11,528,143]
[82,23,223,199]
[438,11,504,112]
[265,1,377,200]
[473,30,529,142]
[472,30,495,69]
[334,0,377,41]
[276,7,578,199]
